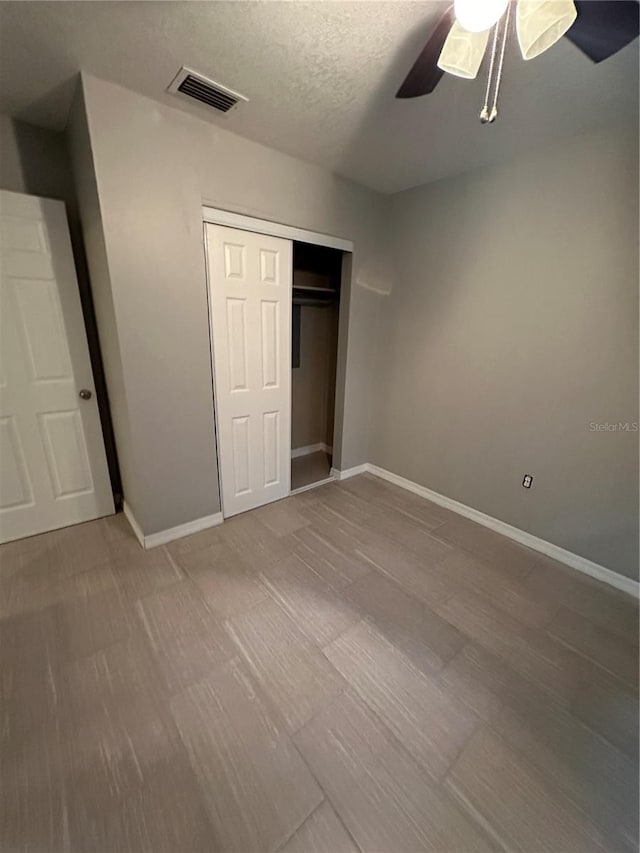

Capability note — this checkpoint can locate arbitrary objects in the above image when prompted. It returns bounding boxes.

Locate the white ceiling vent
[167,67,248,116]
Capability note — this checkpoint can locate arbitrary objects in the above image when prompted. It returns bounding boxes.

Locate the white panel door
[206,224,292,517]
[0,190,114,543]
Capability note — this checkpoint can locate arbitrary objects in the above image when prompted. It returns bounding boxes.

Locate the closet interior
[291,242,342,491]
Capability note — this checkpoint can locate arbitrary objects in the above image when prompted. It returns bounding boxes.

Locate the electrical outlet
[522,474,533,489]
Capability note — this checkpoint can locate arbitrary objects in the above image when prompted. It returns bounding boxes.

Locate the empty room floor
[2,474,638,853]
[291,450,332,490]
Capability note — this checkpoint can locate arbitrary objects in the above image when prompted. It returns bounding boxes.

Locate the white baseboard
[365,464,639,598]
[123,464,637,597]
[330,464,368,481]
[290,475,336,495]
[123,501,223,550]
[291,442,332,459]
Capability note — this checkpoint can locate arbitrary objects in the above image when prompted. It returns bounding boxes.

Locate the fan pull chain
[480,1,511,124]
[490,0,511,121]
[479,21,500,123]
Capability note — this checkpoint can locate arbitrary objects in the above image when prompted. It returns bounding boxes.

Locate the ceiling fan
[396,0,640,123]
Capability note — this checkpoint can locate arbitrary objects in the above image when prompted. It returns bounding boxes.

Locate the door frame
[202,206,354,515]
[201,207,353,253]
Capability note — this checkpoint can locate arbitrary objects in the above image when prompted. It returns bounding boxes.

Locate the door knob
[79,389,92,400]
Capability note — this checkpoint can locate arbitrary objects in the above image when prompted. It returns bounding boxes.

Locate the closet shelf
[292,285,337,293]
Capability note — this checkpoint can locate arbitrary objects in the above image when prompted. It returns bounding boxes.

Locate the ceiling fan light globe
[517,0,578,59]
[438,23,490,78]
[454,0,509,32]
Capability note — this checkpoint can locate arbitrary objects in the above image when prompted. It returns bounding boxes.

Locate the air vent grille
[168,67,248,116]
[178,75,237,112]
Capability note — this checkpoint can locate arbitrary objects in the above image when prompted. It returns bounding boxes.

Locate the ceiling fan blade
[396,4,455,98]
[565,0,639,62]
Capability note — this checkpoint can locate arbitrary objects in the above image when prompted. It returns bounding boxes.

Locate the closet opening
[291,241,343,491]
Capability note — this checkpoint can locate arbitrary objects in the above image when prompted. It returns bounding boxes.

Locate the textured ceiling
[0,1,637,193]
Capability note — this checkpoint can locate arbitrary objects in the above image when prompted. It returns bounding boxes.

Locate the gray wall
[71,74,390,535]
[1,114,73,201]
[291,298,339,450]
[371,124,639,580]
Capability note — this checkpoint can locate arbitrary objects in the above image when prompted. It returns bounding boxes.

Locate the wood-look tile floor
[291,451,332,491]
[1,474,638,853]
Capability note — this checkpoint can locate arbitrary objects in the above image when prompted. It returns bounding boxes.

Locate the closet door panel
[207,224,291,517]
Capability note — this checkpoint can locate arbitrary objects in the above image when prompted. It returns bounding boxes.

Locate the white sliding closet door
[0,190,114,543]
[206,224,292,517]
